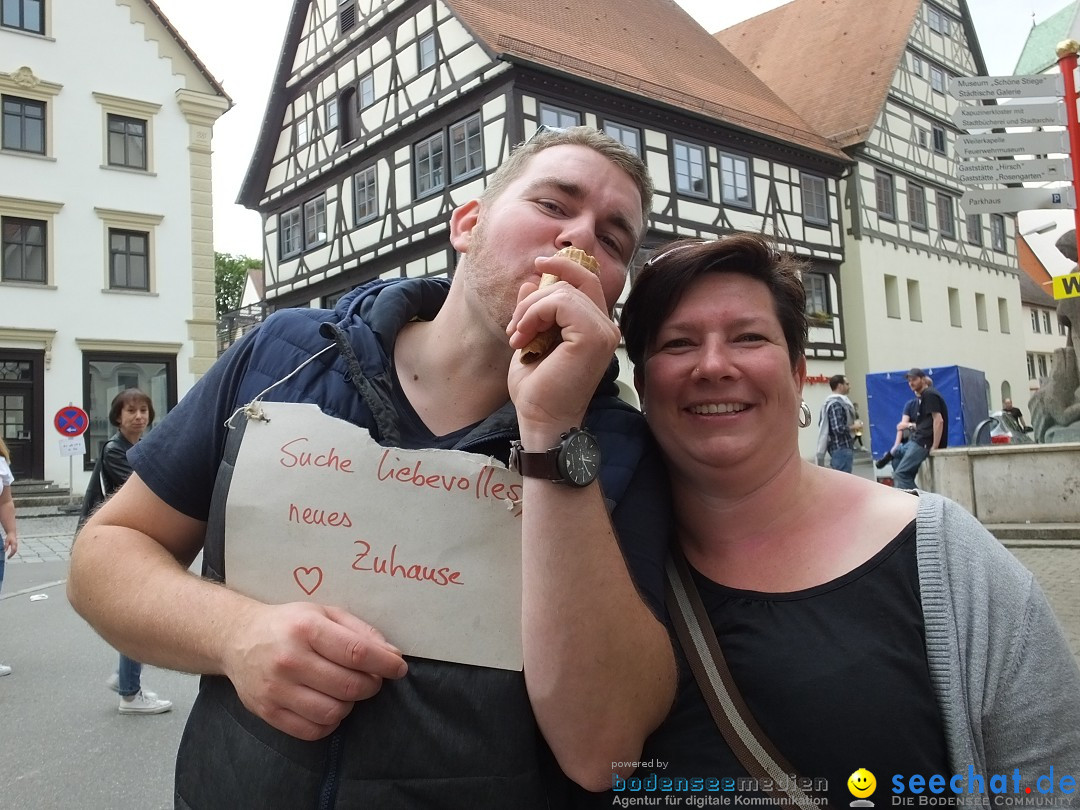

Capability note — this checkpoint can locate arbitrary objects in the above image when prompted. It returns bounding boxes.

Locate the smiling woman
[576,233,1080,808]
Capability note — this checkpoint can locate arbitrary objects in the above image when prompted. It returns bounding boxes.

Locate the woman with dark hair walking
[91,389,173,714]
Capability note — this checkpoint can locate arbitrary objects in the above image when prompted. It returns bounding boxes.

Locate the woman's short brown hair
[109,388,155,428]
[621,233,809,371]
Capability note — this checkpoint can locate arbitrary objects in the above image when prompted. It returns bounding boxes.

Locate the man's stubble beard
[460,218,520,333]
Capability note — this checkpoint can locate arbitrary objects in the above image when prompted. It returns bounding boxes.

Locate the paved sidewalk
[8,510,79,564]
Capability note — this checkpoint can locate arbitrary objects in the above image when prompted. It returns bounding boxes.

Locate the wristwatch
[509,428,601,487]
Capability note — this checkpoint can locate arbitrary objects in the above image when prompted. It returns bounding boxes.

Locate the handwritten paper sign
[57,435,86,457]
[224,402,525,670]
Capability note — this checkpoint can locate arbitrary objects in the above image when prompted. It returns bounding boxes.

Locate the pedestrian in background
[892,368,948,491]
[875,396,919,470]
[0,437,19,676]
[816,374,861,473]
[90,389,172,714]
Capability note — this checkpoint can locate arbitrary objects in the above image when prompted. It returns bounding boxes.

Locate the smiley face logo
[847,768,877,799]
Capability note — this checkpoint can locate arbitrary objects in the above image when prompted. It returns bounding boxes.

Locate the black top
[912,386,949,449]
[581,523,950,808]
[101,431,136,494]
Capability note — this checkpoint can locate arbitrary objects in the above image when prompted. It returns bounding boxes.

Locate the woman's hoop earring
[798,401,812,429]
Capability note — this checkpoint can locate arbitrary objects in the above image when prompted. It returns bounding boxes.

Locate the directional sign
[960,186,1076,214]
[1053,271,1080,300]
[952,102,1066,130]
[951,74,1064,101]
[955,130,1070,159]
[956,158,1072,185]
[53,406,89,437]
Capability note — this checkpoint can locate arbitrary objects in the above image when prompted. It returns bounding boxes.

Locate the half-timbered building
[238,0,856,458]
[719,0,1028,448]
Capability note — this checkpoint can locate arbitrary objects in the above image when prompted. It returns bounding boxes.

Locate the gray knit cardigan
[917,493,1080,804]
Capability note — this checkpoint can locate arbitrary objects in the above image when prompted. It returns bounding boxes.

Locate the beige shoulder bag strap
[665,548,819,809]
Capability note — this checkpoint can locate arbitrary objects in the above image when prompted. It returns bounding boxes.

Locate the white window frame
[930,65,947,94]
[419,32,436,72]
[1,0,46,33]
[354,166,378,224]
[801,173,828,225]
[908,182,927,230]
[991,214,1006,251]
[0,69,60,158]
[93,93,159,173]
[449,113,483,182]
[325,99,338,131]
[107,228,151,292]
[931,125,947,155]
[539,103,580,129]
[415,131,445,197]
[303,196,327,249]
[928,5,950,35]
[911,53,924,76]
[280,207,302,259]
[720,152,752,208]
[673,140,707,198]
[359,74,375,109]
[875,171,896,220]
[604,121,641,155]
[937,192,956,238]
[94,207,163,294]
[804,272,829,317]
[295,115,309,146]
[966,213,982,246]
[0,214,47,284]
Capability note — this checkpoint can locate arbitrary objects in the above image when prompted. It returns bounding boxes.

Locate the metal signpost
[956,158,1071,185]
[952,43,1080,270]
[954,130,1070,159]
[951,102,1066,130]
[960,187,1076,214]
[952,74,1064,100]
[53,404,89,496]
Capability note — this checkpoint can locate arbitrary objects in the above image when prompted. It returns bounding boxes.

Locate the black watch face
[559,431,601,487]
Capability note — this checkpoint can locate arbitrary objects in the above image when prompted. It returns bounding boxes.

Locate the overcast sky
[149,0,1074,257]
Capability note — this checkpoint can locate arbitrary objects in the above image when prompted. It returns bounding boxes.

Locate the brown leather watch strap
[509,442,562,481]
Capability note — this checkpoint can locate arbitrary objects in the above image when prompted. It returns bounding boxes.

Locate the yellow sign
[1053,272,1080,299]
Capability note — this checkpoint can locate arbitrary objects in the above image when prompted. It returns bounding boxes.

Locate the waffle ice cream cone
[519,247,600,364]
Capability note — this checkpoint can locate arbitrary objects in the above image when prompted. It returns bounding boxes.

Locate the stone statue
[1029,230,1080,443]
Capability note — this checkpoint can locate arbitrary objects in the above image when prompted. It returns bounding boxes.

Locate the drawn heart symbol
[293,566,323,596]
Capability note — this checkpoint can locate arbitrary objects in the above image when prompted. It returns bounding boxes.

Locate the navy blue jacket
[148,278,661,809]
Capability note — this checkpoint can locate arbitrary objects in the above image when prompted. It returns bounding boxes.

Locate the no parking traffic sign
[54,405,89,437]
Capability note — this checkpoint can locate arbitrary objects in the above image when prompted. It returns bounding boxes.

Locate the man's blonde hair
[481,126,653,244]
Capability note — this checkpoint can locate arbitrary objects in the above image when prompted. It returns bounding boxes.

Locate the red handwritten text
[352,540,464,587]
[288,502,353,528]
[375,450,522,509]
[279,437,354,473]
